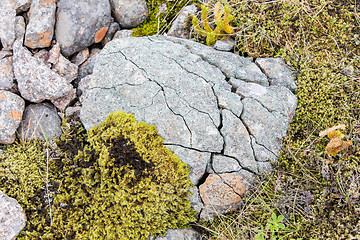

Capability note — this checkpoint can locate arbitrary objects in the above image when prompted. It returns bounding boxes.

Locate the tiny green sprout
[266,213,285,232]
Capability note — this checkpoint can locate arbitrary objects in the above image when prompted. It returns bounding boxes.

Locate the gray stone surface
[53,54,78,83]
[168,5,197,39]
[256,57,297,92]
[17,103,62,141]
[0,90,25,144]
[79,36,297,219]
[15,16,25,42]
[214,39,235,52]
[12,40,75,109]
[0,191,27,240]
[12,0,32,13]
[0,1,16,50]
[155,228,201,240]
[0,56,15,91]
[55,0,111,57]
[211,154,242,173]
[168,145,210,185]
[110,0,148,28]
[188,186,203,215]
[113,30,133,39]
[24,0,56,49]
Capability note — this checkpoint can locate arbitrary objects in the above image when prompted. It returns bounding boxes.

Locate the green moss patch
[0,111,195,239]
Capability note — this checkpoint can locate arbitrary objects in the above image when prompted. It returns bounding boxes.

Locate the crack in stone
[254,59,272,86]
[215,172,244,198]
[161,91,193,147]
[88,81,146,91]
[242,96,288,119]
[164,143,219,154]
[116,49,194,146]
[220,154,256,175]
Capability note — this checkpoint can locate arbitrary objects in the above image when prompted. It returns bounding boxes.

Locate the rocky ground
[0,0,299,239]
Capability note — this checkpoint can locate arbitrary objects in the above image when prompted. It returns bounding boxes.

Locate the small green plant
[192,2,234,46]
[255,213,285,240]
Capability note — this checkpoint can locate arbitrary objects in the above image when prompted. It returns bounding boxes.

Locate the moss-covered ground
[196,0,360,239]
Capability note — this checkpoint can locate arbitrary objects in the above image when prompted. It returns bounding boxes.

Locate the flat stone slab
[79,36,297,219]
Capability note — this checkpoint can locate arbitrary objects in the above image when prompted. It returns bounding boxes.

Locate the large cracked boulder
[79,36,297,219]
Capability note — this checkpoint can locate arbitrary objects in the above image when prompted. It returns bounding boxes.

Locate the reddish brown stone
[199,172,247,206]
[94,26,108,43]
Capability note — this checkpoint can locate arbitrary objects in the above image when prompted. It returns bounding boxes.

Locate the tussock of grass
[195,0,360,239]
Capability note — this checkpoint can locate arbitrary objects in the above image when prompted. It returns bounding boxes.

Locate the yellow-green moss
[48,111,195,239]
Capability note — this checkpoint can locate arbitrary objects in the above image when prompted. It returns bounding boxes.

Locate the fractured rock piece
[166,37,269,86]
[234,79,297,118]
[24,0,56,49]
[71,48,90,66]
[256,57,296,92]
[0,2,16,50]
[113,29,133,39]
[155,228,201,240]
[0,90,25,144]
[53,54,78,83]
[12,40,75,105]
[0,56,15,91]
[188,186,203,214]
[199,171,254,220]
[221,109,257,173]
[17,103,62,141]
[250,136,277,162]
[15,16,25,42]
[211,154,242,173]
[167,145,210,185]
[110,0,149,28]
[12,0,31,13]
[242,98,289,155]
[55,0,111,57]
[102,21,120,46]
[0,191,27,240]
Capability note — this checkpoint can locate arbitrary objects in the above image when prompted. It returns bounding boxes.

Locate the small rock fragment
[17,103,62,141]
[12,0,31,13]
[71,48,89,66]
[48,42,61,64]
[15,16,25,42]
[113,29,133,39]
[0,57,15,91]
[55,0,111,57]
[0,2,16,50]
[255,57,297,92]
[168,5,197,39]
[0,191,27,240]
[155,228,201,240]
[110,0,149,28]
[102,22,120,46]
[53,55,78,83]
[211,154,242,173]
[12,40,75,104]
[24,0,56,48]
[94,26,109,43]
[0,90,25,144]
[214,38,235,51]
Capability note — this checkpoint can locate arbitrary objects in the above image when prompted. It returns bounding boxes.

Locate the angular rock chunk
[168,5,197,39]
[241,98,289,156]
[0,90,25,144]
[17,103,62,141]
[155,228,201,240]
[110,0,148,28]
[113,29,133,39]
[221,109,257,173]
[234,78,297,118]
[0,56,15,91]
[211,154,242,173]
[55,0,111,57]
[199,171,254,220]
[12,0,32,13]
[256,57,296,92]
[0,191,27,240]
[53,54,78,83]
[102,21,120,46]
[71,48,89,66]
[0,2,16,50]
[167,145,210,185]
[24,0,56,48]
[12,40,75,106]
[15,16,25,42]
